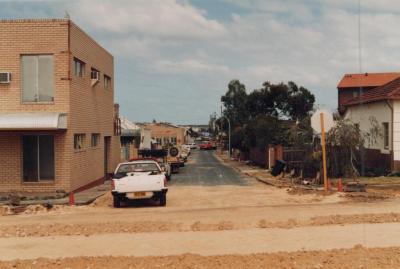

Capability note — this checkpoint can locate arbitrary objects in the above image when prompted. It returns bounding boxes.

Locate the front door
[104,136,111,180]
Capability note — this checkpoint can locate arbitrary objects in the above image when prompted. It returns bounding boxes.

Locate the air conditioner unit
[0,72,11,84]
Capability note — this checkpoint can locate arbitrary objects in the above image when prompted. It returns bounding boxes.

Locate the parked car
[111,160,168,208]
[184,143,197,149]
[200,142,214,150]
[130,156,171,181]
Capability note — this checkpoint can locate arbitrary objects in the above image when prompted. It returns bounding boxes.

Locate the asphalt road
[170,149,247,186]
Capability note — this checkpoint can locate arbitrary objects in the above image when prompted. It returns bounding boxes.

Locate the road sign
[311,109,334,134]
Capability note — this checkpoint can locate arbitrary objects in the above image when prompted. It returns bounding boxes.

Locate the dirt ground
[1,246,400,269]
[2,169,400,268]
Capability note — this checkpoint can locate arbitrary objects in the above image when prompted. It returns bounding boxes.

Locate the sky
[1,0,400,124]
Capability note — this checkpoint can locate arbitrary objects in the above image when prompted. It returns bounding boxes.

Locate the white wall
[139,128,152,149]
[344,101,391,153]
[392,101,400,161]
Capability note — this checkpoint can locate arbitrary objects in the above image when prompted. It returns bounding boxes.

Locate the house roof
[337,72,400,89]
[343,77,400,106]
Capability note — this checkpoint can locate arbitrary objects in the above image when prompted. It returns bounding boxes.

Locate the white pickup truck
[111,160,168,208]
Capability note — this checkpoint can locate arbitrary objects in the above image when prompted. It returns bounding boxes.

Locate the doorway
[104,136,111,180]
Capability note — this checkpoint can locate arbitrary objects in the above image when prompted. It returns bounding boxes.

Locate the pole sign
[311,109,334,134]
[311,109,334,192]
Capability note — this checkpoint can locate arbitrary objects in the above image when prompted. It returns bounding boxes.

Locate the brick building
[139,123,188,148]
[0,19,120,193]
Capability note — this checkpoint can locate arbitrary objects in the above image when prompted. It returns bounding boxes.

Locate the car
[184,143,197,149]
[200,142,214,150]
[111,160,168,208]
[130,156,171,181]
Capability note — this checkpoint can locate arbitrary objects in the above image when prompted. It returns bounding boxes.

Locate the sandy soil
[2,171,400,268]
[1,246,400,269]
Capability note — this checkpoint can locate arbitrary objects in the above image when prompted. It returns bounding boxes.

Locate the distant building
[120,117,141,161]
[139,122,188,148]
[0,19,121,193]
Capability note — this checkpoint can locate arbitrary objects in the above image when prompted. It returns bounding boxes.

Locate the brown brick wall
[144,124,187,147]
[0,19,120,193]
[69,22,120,191]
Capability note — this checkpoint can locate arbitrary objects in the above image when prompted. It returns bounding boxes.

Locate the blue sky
[2,0,400,124]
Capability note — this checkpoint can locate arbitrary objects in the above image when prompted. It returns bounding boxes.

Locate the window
[104,75,111,90]
[74,134,86,150]
[171,137,177,144]
[383,122,389,149]
[23,135,55,182]
[156,138,162,145]
[21,55,54,102]
[91,133,100,147]
[73,58,85,77]
[163,137,170,145]
[91,68,99,80]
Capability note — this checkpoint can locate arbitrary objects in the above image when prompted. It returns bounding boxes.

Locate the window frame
[104,74,111,90]
[91,68,100,81]
[91,133,100,148]
[73,58,85,77]
[383,122,389,149]
[74,134,86,151]
[21,54,54,103]
[22,134,55,182]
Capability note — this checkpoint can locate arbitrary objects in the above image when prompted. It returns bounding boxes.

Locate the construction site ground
[1,150,400,268]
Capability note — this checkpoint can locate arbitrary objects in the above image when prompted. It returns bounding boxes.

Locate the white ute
[111,160,168,208]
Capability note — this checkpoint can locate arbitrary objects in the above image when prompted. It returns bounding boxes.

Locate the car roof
[119,160,158,165]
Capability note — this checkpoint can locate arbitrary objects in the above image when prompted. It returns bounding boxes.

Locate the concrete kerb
[0,181,110,207]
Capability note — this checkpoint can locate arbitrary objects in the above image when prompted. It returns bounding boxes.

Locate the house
[337,72,400,113]
[120,116,141,161]
[341,76,400,171]
[0,19,121,193]
[139,122,188,148]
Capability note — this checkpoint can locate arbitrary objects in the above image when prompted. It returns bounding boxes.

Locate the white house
[342,76,400,171]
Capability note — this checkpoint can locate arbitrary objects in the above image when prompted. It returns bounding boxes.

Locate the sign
[311,109,334,134]
[311,109,334,192]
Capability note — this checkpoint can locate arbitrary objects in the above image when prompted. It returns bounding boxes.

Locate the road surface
[170,149,247,186]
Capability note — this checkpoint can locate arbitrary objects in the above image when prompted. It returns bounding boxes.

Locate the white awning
[0,113,67,130]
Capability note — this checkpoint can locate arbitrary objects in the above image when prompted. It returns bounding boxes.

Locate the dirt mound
[90,192,113,208]
[2,246,400,269]
[190,221,234,231]
[342,192,391,202]
[0,206,12,216]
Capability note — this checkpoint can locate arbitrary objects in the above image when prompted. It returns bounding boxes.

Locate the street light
[219,115,231,159]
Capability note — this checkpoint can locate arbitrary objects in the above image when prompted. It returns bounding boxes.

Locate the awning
[0,112,67,130]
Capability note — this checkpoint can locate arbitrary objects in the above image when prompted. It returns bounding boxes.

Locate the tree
[221,80,248,126]
[247,81,315,120]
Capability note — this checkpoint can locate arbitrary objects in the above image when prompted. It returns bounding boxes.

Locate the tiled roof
[343,77,400,106]
[337,72,400,89]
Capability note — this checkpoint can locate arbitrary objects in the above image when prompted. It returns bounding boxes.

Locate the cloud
[154,59,230,74]
[68,0,226,39]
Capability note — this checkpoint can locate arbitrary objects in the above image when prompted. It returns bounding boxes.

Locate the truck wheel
[159,193,167,207]
[113,196,121,208]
